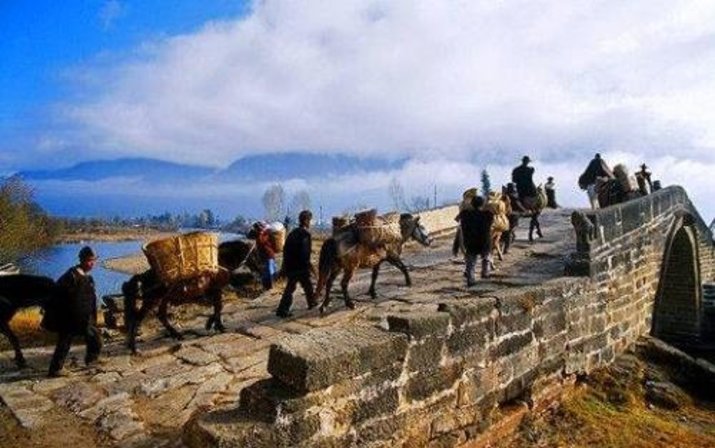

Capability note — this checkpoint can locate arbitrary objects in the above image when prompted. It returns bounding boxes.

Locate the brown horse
[316,213,432,312]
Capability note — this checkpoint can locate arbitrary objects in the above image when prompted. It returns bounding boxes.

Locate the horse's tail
[315,238,339,298]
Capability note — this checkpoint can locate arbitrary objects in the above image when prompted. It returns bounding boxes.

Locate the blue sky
[0,0,249,162]
[1,1,715,221]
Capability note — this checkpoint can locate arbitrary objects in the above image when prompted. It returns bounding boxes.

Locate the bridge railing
[567,186,713,277]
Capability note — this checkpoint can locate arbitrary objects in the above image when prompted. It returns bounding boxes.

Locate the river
[17,231,242,300]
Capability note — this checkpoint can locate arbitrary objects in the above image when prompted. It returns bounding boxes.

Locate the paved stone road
[0,209,574,447]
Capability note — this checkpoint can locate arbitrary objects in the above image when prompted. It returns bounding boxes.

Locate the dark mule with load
[122,238,258,353]
[315,212,432,312]
[0,274,57,368]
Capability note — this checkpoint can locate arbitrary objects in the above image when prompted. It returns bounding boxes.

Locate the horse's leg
[368,259,386,299]
[127,299,152,354]
[157,299,182,340]
[535,213,543,238]
[387,256,411,287]
[210,289,225,332]
[0,319,26,369]
[319,270,339,313]
[340,268,356,309]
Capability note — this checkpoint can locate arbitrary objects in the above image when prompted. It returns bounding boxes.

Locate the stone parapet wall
[186,274,659,447]
[569,186,714,282]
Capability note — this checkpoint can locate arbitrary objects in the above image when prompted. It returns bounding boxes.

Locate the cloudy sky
[1,1,715,220]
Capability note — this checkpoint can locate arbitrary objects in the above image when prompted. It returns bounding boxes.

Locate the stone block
[533,311,566,339]
[490,332,534,358]
[356,413,407,445]
[496,312,532,337]
[238,379,322,422]
[404,363,462,403]
[408,337,446,372]
[267,326,408,393]
[352,386,400,423]
[387,312,450,340]
[437,299,497,328]
[446,321,492,358]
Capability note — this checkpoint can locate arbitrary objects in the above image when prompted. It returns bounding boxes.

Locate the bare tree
[262,184,285,221]
[409,196,431,212]
[388,177,406,211]
[290,190,312,214]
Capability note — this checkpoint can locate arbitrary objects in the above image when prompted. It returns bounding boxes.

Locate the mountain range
[19,153,404,183]
[15,153,403,217]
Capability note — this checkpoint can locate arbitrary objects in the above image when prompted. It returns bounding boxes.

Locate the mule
[0,274,57,368]
[123,239,261,353]
[596,164,642,208]
[316,213,432,312]
[122,268,231,353]
[218,239,263,281]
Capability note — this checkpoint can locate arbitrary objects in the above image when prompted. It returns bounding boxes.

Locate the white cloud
[98,0,125,30]
[51,0,714,168]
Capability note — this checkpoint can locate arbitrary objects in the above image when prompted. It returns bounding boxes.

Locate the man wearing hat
[635,163,653,196]
[511,156,537,200]
[48,246,102,377]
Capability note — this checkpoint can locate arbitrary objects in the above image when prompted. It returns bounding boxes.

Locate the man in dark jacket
[511,156,537,200]
[458,196,494,286]
[276,210,317,318]
[48,246,102,377]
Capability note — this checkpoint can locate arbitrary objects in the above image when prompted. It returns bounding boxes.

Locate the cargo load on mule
[246,221,286,253]
[142,231,221,296]
[266,222,286,253]
[354,209,402,246]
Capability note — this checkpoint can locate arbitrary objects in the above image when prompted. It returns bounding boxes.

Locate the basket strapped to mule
[356,210,402,246]
[268,225,286,253]
[143,232,219,286]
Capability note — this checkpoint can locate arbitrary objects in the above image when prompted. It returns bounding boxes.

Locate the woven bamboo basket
[357,212,401,246]
[143,232,219,285]
[270,228,286,253]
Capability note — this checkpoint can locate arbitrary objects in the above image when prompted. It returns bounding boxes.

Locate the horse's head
[399,213,433,246]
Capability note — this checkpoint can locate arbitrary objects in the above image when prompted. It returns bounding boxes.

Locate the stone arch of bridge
[651,214,702,345]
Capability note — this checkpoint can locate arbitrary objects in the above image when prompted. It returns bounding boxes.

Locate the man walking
[48,246,102,377]
[276,210,317,318]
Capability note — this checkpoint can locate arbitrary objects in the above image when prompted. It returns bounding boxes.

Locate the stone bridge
[1,186,713,447]
[186,186,715,447]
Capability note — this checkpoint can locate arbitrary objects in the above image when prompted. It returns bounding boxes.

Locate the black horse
[122,239,259,353]
[0,274,57,368]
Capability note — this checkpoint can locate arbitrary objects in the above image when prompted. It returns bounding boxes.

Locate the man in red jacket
[254,222,277,290]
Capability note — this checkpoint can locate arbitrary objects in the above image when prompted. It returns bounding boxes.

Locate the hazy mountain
[17,153,403,217]
[19,158,216,182]
[18,153,404,184]
[218,153,404,181]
